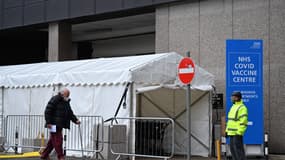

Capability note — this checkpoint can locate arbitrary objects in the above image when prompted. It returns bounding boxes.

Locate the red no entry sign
[178,57,195,84]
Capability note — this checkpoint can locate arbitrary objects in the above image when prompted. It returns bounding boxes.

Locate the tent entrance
[137,88,212,157]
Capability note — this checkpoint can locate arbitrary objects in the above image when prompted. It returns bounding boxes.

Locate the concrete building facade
[0,0,284,154]
[155,0,285,153]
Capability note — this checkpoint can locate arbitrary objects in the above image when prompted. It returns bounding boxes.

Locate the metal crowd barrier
[64,115,104,157]
[3,115,104,157]
[0,115,6,150]
[2,115,175,159]
[5,115,48,152]
[110,117,175,160]
[0,115,4,137]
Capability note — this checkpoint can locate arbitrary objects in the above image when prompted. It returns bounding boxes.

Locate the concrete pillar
[48,22,73,61]
[155,5,170,53]
[268,0,285,153]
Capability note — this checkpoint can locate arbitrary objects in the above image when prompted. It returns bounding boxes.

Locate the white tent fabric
[0,52,214,90]
[0,52,215,157]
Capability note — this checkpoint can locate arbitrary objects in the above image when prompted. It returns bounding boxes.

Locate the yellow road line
[0,152,40,159]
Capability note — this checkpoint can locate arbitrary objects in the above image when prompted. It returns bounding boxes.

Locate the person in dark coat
[40,88,80,160]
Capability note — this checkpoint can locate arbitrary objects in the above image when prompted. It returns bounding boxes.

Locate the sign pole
[186,51,191,160]
[178,52,195,160]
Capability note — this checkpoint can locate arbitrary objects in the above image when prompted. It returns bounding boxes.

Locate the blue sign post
[226,39,263,144]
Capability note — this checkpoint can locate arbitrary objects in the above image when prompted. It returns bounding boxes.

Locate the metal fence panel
[0,115,6,149]
[4,115,104,157]
[5,115,48,152]
[64,115,104,157]
[110,117,175,159]
[0,115,5,137]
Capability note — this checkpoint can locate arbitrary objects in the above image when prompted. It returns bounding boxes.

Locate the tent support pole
[1,87,4,137]
[1,86,3,117]
[209,91,212,156]
[129,82,135,160]
[137,93,142,117]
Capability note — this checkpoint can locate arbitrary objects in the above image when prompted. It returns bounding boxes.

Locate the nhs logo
[251,41,261,49]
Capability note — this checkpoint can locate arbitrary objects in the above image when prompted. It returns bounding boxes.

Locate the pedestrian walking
[40,88,80,160]
[226,91,248,160]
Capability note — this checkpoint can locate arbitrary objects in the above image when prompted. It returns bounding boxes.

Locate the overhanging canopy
[0,52,214,90]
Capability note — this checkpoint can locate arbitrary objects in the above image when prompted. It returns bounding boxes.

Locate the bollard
[41,132,45,147]
[221,136,227,160]
[216,139,221,160]
[39,132,45,153]
[15,126,19,154]
[264,132,268,160]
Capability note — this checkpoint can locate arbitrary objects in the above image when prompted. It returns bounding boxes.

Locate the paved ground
[1,154,285,160]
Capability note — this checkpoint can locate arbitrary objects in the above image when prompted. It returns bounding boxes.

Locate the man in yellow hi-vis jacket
[226,91,248,160]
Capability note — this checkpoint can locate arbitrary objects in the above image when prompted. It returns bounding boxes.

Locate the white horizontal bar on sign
[179,67,194,74]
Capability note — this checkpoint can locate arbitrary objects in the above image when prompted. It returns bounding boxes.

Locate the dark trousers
[41,128,64,160]
[230,135,246,160]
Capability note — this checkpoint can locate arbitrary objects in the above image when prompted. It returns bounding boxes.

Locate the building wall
[92,34,155,58]
[156,0,285,154]
[0,0,182,30]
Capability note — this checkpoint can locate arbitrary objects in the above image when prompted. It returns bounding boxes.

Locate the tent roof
[0,52,215,90]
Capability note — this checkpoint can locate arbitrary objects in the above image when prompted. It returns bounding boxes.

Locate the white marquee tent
[0,52,215,157]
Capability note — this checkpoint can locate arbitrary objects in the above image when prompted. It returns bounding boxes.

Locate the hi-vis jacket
[226,101,248,136]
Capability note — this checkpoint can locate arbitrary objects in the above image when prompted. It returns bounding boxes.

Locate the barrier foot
[115,154,121,160]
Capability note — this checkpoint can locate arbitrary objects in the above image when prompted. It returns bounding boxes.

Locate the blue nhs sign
[226,39,263,144]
